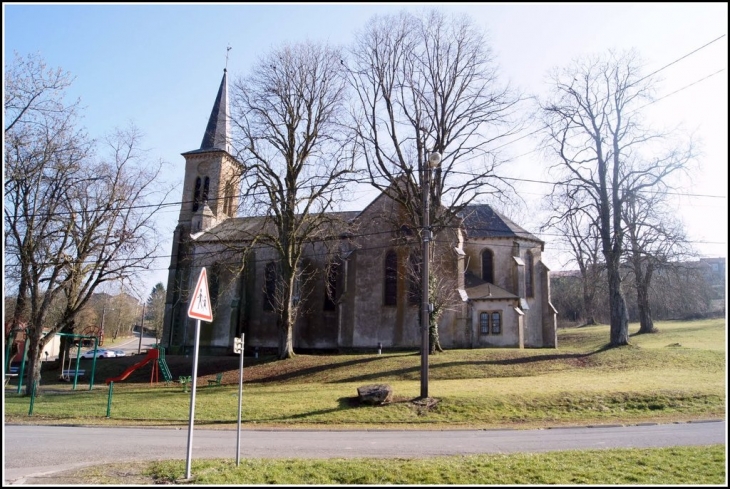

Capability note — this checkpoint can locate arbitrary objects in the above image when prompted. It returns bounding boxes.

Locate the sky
[4,2,728,298]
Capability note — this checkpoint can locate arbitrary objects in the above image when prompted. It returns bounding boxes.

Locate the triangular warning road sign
[188,268,213,322]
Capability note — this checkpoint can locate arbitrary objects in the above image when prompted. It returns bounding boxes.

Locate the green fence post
[28,380,37,416]
[16,334,29,394]
[106,382,114,418]
[4,329,17,374]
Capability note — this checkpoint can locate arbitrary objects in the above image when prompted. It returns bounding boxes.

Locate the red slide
[105,349,159,384]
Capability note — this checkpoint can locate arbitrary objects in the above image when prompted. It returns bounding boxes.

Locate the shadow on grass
[332,344,617,384]
[250,353,415,384]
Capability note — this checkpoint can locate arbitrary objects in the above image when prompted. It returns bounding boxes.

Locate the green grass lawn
[36,445,728,485]
[5,318,727,484]
[5,318,726,428]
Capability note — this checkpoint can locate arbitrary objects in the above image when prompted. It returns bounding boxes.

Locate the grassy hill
[4,318,726,428]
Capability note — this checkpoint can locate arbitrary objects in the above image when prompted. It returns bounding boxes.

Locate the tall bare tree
[348,9,522,348]
[4,52,169,393]
[229,41,353,359]
[623,187,693,334]
[539,49,693,346]
[543,187,605,326]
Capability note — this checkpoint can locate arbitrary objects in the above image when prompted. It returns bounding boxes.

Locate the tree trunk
[428,314,443,354]
[581,279,597,325]
[277,324,295,359]
[636,282,656,334]
[277,298,296,360]
[23,329,44,397]
[607,263,630,346]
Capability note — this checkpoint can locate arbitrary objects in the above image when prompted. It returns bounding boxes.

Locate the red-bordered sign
[188,268,213,322]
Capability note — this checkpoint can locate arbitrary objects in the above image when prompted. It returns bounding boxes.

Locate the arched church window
[384,250,398,306]
[224,181,234,215]
[210,263,220,309]
[482,248,494,283]
[526,250,534,298]
[324,259,341,311]
[193,177,201,212]
[264,262,277,311]
[408,252,421,305]
[202,177,210,204]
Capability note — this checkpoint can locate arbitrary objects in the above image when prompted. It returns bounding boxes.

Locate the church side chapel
[162,71,557,356]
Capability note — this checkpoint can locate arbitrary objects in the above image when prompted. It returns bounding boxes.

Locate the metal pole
[185,318,201,480]
[138,302,146,355]
[99,303,106,346]
[236,333,245,466]
[17,332,29,395]
[106,382,114,418]
[420,159,430,399]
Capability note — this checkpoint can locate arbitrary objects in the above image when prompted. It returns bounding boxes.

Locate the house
[161,71,557,355]
[6,326,61,363]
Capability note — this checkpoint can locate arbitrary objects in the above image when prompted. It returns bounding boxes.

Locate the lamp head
[428,152,442,168]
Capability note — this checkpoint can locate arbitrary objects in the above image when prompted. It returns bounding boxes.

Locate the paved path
[4,420,725,485]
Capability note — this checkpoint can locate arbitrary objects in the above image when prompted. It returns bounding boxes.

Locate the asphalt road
[3,420,725,485]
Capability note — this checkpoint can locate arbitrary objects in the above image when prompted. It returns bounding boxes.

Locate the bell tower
[163,67,243,351]
[178,68,242,229]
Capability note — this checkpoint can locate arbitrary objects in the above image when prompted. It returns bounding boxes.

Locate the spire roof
[199,70,230,153]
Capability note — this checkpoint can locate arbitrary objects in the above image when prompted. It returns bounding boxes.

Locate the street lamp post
[138,302,146,354]
[421,151,441,399]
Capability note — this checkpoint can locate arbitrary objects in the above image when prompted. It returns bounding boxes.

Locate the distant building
[7,327,61,363]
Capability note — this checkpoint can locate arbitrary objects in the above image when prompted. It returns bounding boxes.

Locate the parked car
[111,349,126,357]
[80,348,118,359]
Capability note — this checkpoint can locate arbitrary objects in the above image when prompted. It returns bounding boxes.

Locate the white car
[80,348,118,359]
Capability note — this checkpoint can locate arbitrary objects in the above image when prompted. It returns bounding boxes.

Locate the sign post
[185,268,213,480]
[234,333,244,466]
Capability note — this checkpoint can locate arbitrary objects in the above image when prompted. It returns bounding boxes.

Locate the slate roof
[182,70,231,156]
[193,211,361,243]
[459,204,543,243]
[463,272,518,300]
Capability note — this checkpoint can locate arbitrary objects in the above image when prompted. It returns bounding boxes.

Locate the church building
[162,71,558,355]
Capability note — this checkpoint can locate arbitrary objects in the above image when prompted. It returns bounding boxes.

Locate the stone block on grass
[357,384,393,405]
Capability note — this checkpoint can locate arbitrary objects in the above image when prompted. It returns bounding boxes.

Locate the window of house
[193,177,201,212]
[324,260,341,311]
[491,312,501,334]
[264,262,277,311]
[480,312,489,334]
[384,250,398,306]
[525,250,534,298]
[482,248,494,283]
[479,311,502,335]
[408,252,421,305]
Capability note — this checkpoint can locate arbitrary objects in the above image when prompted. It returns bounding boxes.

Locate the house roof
[463,271,519,300]
[193,211,361,244]
[460,204,543,244]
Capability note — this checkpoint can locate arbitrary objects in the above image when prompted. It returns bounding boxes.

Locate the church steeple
[178,67,242,226]
[200,70,230,153]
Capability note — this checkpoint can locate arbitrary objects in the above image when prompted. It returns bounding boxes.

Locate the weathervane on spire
[225,45,232,72]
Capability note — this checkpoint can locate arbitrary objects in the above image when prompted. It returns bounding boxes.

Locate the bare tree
[4,52,169,393]
[539,49,693,346]
[623,187,694,334]
[348,9,522,349]
[229,41,354,359]
[543,188,605,326]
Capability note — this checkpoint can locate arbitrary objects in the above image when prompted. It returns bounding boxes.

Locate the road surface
[3,420,725,485]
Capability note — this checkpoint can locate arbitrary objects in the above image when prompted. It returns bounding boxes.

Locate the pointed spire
[200,70,230,152]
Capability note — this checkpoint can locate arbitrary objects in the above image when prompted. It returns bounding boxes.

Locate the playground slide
[105,348,159,384]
